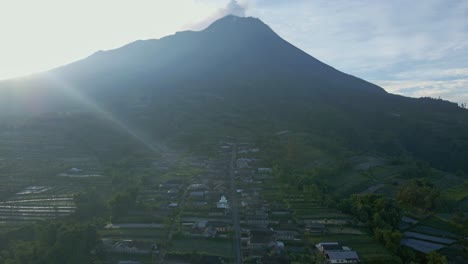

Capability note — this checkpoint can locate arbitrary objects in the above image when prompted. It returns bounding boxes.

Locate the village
[0,133,464,263]
[97,140,369,264]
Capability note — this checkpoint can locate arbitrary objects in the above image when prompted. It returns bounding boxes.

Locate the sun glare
[0,0,219,80]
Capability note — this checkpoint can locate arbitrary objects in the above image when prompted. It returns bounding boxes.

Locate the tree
[0,222,101,264]
[74,187,106,220]
[108,187,139,218]
[427,252,447,264]
[397,179,440,211]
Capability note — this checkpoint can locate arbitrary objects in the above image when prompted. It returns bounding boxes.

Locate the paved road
[229,143,242,264]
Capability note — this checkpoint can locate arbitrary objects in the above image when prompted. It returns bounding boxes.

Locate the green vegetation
[108,187,139,219]
[0,221,103,264]
[442,180,468,201]
[74,187,106,221]
[170,238,233,258]
[397,179,440,211]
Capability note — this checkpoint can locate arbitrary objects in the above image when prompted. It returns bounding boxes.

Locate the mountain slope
[0,15,467,173]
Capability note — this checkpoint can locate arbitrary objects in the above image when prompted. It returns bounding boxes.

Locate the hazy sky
[1,0,467,104]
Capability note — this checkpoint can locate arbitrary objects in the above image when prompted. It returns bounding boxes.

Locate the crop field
[401,238,446,253]
[442,180,468,201]
[416,216,461,236]
[0,130,109,228]
[410,225,458,239]
[287,197,354,222]
[170,238,233,258]
[403,231,456,244]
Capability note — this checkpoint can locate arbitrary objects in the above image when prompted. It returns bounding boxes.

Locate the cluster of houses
[235,143,362,263]
[233,144,296,262]
[99,140,363,263]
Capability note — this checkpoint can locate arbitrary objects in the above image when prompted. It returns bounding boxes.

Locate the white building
[217,195,229,209]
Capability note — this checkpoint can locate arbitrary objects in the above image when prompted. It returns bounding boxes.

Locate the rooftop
[326,250,360,260]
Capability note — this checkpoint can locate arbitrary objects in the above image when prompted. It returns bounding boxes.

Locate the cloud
[246,0,468,104]
[373,78,468,104]
[186,0,247,31]
[372,66,468,104]
[393,68,468,80]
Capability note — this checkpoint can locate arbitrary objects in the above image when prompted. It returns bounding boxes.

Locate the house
[208,207,227,217]
[316,242,360,263]
[245,215,269,227]
[241,231,251,247]
[270,209,291,216]
[254,209,268,217]
[207,221,231,233]
[189,201,208,207]
[112,240,157,254]
[69,167,83,173]
[205,226,217,237]
[167,202,178,209]
[189,183,206,190]
[257,168,272,174]
[217,195,229,209]
[193,220,208,230]
[159,180,182,189]
[316,242,343,252]
[189,191,205,199]
[275,229,299,241]
[249,229,275,249]
[325,250,360,263]
[305,223,326,235]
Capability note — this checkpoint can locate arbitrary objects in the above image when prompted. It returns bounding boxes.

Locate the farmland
[0,128,466,263]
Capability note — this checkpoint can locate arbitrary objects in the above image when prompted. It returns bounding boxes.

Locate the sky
[0,0,467,104]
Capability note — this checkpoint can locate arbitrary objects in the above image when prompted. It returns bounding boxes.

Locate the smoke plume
[187,0,247,31]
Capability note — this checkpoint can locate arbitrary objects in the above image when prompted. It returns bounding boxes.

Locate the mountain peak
[204,15,273,34]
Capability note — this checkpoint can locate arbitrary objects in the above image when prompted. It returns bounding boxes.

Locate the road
[229,143,242,264]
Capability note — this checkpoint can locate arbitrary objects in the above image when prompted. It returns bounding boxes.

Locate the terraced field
[400,215,462,254]
[0,129,109,229]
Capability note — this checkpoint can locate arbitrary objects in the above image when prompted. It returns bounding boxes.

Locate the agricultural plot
[170,238,233,258]
[442,180,468,201]
[0,127,108,229]
[401,238,446,253]
[291,201,354,225]
[403,232,456,244]
[400,214,462,254]
[410,215,461,238]
[0,158,108,229]
[0,188,75,225]
[410,226,458,239]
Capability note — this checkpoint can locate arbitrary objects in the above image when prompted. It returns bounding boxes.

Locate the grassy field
[442,180,468,201]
